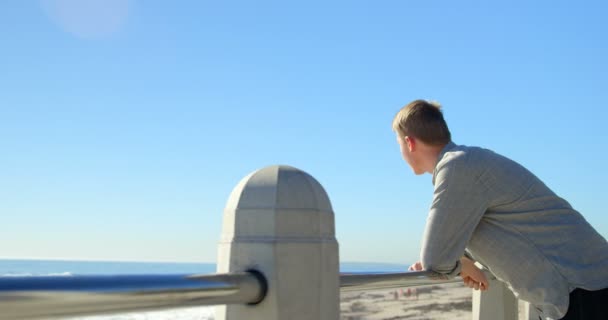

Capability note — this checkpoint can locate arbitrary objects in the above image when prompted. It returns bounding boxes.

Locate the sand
[74,281,529,320]
[340,282,473,320]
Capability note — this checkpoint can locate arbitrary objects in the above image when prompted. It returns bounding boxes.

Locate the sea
[0,259,407,320]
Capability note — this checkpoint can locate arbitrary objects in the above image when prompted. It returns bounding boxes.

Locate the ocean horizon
[0,258,410,276]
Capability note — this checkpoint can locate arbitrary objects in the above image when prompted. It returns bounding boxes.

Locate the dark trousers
[559,287,608,320]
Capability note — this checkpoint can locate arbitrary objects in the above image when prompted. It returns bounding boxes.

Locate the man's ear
[405,136,415,152]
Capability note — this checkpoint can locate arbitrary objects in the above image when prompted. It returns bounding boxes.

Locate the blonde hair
[392,99,451,146]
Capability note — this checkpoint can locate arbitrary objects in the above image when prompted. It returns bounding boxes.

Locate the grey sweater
[422,142,608,320]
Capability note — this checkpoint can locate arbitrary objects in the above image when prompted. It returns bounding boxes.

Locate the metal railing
[0,166,524,320]
[341,271,461,291]
[0,270,454,319]
[0,271,265,320]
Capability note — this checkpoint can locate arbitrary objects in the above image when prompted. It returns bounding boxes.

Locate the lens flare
[41,0,133,39]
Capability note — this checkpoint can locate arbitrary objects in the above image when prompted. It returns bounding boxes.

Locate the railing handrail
[340,271,462,291]
[0,270,460,319]
[0,271,265,320]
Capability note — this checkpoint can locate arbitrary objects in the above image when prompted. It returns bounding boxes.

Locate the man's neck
[421,143,447,174]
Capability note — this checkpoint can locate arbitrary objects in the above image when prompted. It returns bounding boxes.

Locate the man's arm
[420,158,488,277]
[409,256,489,290]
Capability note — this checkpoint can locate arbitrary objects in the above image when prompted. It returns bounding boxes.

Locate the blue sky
[1,0,606,264]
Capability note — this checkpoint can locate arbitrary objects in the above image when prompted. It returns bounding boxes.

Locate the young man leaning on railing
[393,99,608,320]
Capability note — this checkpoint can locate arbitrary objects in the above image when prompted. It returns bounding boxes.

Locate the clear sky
[1,0,607,264]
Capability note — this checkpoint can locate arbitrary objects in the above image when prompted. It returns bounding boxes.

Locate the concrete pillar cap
[222,165,335,239]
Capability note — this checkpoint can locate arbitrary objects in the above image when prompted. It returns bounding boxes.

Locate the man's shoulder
[438,144,483,164]
[436,144,500,173]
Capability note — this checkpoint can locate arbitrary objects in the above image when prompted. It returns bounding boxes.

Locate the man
[395,99,608,320]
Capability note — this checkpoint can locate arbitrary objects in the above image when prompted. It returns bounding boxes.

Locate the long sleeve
[417,143,608,319]
[421,155,488,278]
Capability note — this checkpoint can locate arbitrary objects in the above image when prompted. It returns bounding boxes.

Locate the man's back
[437,142,608,319]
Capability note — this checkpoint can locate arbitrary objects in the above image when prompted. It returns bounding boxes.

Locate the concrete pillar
[519,300,541,320]
[215,165,340,320]
[473,278,518,320]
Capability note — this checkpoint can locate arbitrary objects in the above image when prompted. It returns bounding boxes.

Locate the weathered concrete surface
[216,165,339,320]
[473,277,518,320]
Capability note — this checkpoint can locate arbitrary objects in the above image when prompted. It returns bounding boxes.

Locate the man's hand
[408,258,489,291]
[408,261,423,271]
[460,257,489,291]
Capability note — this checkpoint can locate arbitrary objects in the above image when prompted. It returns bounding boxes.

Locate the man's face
[397,134,413,168]
[396,134,424,175]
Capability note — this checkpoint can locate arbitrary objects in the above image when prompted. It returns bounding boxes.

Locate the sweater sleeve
[421,157,488,278]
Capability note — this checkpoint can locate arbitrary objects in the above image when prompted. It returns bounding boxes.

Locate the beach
[67,283,474,320]
[69,283,473,320]
[340,282,472,320]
